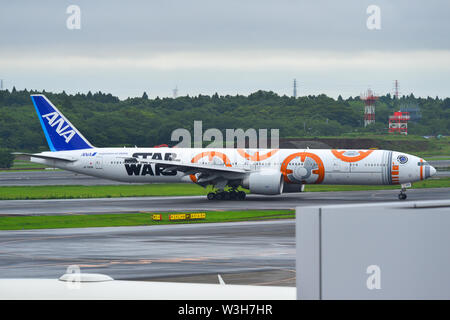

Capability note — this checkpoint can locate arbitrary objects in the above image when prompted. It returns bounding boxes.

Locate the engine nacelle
[242,170,284,195]
[282,182,305,193]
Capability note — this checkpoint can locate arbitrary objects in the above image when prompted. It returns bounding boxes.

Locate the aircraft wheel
[237,191,246,200]
[398,193,407,200]
[214,192,224,200]
[207,192,215,200]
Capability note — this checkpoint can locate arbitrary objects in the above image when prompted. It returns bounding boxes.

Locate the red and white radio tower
[361,89,378,127]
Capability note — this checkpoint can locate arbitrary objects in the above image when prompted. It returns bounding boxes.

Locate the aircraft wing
[127,158,250,186]
[141,159,248,174]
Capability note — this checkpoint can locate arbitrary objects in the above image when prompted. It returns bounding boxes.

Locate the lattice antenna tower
[393,80,400,99]
[361,88,378,127]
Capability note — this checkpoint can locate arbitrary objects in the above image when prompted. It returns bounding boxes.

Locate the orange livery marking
[391,162,400,184]
[331,150,374,163]
[189,151,232,183]
[237,149,279,162]
[280,152,325,184]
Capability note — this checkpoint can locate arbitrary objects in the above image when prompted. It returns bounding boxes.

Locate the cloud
[1,1,449,98]
[2,49,449,71]
[1,0,449,51]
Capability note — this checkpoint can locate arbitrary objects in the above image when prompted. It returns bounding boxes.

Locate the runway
[0,220,295,286]
[0,187,448,216]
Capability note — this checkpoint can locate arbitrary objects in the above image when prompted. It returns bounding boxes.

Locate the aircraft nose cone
[430,166,437,177]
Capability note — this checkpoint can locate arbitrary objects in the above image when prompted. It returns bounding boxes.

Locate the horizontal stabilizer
[12,152,77,162]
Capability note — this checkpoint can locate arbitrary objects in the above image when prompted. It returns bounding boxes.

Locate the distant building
[389,111,410,135]
[399,104,421,122]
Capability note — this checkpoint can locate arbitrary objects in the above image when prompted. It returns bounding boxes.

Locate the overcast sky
[1,0,449,99]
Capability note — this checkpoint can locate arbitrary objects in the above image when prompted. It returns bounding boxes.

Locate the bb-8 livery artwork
[171,147,436,200]
[280,152,325,184]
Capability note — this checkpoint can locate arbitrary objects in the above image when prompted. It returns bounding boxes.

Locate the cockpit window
[418,161,430,166]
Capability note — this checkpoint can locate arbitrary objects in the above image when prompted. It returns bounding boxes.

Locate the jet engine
[242,170,284,195]
[282,182,305,193]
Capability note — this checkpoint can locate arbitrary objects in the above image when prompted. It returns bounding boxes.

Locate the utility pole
[293,79,297,98]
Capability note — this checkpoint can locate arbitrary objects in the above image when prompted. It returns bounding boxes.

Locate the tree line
[0,88,449,156]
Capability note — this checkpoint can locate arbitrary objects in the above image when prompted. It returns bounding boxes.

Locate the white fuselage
[31,147,433,188]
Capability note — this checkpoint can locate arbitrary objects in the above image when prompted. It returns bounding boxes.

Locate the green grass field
[0,159,52,172]
[0,210,295,230]
[425,156,450,161]
[0,183,212,200]
[0,178,448,200]
[11,160,47,169]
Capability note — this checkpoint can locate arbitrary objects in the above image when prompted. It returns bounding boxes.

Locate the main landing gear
[207,190,246,201]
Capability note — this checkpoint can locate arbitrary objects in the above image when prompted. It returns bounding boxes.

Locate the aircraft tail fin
[31,95,94,151]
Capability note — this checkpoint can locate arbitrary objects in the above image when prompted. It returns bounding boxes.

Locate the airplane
[16,95,437,201]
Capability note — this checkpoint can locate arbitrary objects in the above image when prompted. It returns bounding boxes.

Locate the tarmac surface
[0,220,295,286]
[0,169,449,286]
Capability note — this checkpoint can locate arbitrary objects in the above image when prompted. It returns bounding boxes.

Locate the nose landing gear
[398,183,411,200]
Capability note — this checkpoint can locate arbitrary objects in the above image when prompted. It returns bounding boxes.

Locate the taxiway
[0,187,448,216]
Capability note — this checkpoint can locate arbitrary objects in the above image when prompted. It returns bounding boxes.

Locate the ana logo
[41,112,76,143]
[82,152,97,157]
[397,155,408,164]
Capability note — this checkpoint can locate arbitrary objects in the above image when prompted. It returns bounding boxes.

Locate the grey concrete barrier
[296,200,450,299]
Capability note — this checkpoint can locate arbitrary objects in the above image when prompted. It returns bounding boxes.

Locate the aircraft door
[95,156,103,169]
[333,158,349,172]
